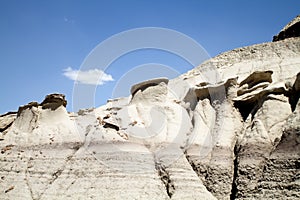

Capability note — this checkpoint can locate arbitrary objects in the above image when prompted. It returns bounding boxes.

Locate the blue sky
[1,0,299,113]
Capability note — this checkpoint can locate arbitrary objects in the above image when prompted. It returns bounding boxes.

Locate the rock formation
[16,94,67,117]
[0,16,299,199]
[273,15,300,41]
[0,112,16,133]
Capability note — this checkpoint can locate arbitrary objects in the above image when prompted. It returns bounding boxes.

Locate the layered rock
[1,18,300,199]
[252,99,300,199]
[16,94,67,117]
[0,112,17,133]
[40,93,67,110]
[273,15,300,41]
[178,25,300,199]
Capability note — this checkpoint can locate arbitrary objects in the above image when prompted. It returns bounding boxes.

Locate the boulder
[40,93,67,110]
[130,77,169,96]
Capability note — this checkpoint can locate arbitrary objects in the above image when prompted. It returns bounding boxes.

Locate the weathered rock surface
[273,15,300,41]
[40,93,67,110]
[16,94,67,117]
[251,98,300,199]
[1,19,300,199]
[0,112,17,133]
[130,77,169,96]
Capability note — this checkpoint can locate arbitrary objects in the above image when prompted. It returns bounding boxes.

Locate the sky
[0,0,299,113]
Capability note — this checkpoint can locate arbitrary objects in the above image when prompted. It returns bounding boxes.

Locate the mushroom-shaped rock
[239,70,273,89]
[233,82,288,120]
[194,77,238,101]
[130,77,169,96]
[234,82,288,104]
[40,93,67,110]
[237,82,270,96]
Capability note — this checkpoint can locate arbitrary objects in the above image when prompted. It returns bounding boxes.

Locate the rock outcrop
[40,93,67,110]
[0,18,300,199]
[130,77,169,96]
[0,112,17,133]
[17,94,67,117]
[273,15,300,41]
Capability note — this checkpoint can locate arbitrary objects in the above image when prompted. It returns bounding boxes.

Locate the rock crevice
[1,17,300,200]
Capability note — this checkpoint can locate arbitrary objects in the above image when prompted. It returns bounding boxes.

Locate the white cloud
[63,67,114,85]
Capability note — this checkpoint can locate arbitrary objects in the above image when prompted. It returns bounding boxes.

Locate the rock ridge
[0,18,300,199]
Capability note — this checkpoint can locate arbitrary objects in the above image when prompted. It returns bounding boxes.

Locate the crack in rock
[154,156,175,198]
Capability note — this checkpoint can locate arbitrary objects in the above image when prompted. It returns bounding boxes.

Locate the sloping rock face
[248,97,300,199]
[273,15,300,41]
[1,21,300,199]
[0,112,17,133]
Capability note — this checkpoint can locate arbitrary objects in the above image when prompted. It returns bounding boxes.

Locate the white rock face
[1,21,300,199]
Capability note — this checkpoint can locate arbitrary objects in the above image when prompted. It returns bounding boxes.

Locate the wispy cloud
[64,17,75,24]
[63,67,114,85]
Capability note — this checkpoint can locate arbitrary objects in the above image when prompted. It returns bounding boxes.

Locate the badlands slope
[1,16,300,199]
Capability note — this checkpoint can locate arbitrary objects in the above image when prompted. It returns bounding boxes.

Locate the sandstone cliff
[0,16,299,199]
